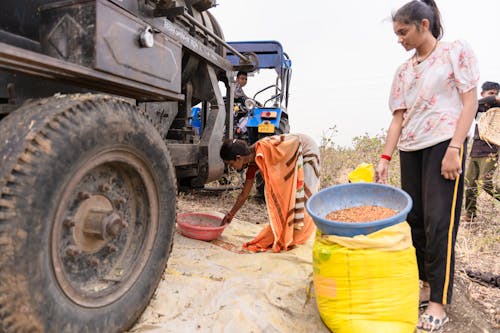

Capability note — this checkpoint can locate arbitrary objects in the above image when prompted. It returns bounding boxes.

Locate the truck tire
[0,94,176,333]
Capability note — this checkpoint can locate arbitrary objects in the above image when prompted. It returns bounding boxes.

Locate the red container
[176,212,227,241]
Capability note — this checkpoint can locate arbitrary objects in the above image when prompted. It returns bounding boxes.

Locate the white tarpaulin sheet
[128,211,329,333]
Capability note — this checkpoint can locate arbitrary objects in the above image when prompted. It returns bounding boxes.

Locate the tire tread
[0,94,175,333]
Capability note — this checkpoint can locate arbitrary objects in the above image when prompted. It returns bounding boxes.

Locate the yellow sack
[317,221,413,252]
[313,223,418,333]
[348,163,374,183]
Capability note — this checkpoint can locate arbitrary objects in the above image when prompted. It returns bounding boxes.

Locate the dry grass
[320,130,500,328]
[455,192,500,327]
[319,128,401,187]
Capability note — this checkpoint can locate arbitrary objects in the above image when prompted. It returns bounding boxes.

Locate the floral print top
[389,40,479,151]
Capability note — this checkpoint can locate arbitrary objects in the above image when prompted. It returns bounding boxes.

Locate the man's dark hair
[220,139,250,161]
[481,81,500,92]
[236,71,248,78]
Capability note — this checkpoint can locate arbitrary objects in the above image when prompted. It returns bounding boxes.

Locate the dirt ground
[133,187,499,333]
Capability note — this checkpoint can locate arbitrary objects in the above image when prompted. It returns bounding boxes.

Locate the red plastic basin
[176,212,227,241]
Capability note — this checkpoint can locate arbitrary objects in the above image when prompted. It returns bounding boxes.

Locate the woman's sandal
[417,313,449,332]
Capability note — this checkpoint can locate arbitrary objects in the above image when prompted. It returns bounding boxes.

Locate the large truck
[0,1,261,332]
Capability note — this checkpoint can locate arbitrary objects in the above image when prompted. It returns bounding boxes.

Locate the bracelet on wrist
[381,154,392,161]
[448,145,461,150]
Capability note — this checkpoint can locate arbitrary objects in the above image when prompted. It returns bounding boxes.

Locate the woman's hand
[375,159,390,184]
[375,110,402,184]
[221,212,234,226]
[441,146,462,180]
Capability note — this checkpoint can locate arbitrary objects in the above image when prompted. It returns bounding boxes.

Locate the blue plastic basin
[306,183,412,237]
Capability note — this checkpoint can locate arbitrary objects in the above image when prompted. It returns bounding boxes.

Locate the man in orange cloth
[220,134,320,252]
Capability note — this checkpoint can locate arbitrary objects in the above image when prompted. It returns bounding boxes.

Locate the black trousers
[400,140,466,305]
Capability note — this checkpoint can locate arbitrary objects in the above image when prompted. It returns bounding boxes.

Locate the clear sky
[211,0,500,147]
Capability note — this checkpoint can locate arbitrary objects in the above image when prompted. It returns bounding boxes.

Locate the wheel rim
[52,147,159,307]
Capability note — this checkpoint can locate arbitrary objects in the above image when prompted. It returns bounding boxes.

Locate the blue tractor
[226,40,292,144]
[225,41,292,195]
[189,41,292,193]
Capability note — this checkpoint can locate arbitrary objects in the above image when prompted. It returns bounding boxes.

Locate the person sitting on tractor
[234,71,249,103]
[220,134,321,253]
[233,71,250,137]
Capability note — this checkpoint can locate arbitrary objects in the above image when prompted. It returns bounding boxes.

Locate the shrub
[319,129,400,188]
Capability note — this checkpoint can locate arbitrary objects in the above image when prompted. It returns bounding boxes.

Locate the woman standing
[375,0,479,331]
[220,134,320,253]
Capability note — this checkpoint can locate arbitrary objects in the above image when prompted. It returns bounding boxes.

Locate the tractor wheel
[0,95,176,333]
[255,172,266,201]
[277,114,290,134]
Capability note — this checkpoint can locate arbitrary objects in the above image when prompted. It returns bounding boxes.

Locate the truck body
[0,1,261,332]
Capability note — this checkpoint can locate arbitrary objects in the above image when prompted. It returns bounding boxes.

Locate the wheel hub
[52,149,160,308]
[73,194,126,253]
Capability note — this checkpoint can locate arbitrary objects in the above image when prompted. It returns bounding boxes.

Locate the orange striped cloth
[243,134,320,253]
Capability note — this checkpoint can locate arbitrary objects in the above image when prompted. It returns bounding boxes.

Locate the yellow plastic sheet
[348,163,374,183]
[313,223,418,333]
[316,222,413,252]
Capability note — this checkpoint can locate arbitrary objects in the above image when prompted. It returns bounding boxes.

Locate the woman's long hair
[393,0,443,40]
